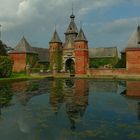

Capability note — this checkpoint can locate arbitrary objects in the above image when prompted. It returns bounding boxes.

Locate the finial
[70,2,75,19]
[72,2,74,15]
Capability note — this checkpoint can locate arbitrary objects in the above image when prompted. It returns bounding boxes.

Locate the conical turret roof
[75,28,87,42]
[12,36,37,54]
[65,14,78,34]
[50,30,62,43]
[126,25,140,48]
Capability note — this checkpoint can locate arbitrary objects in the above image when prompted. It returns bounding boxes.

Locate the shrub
[0,56,13,78]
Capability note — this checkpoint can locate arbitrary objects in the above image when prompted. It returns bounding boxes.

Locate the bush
[0,56,13,78]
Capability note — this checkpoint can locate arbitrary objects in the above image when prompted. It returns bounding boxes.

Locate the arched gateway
[65,58,75,73]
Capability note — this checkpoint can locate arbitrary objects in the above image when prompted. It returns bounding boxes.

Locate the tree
[0,40,7,56]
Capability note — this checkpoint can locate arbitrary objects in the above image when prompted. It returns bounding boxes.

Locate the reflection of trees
[0,84,13,115]
[12,80,49,105]
[49,79,64,114]
[65,79,89,130]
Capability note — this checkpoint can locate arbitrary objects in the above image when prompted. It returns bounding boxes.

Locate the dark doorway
[65,58,75,74]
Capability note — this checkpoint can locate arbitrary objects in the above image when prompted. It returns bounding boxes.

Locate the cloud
[77,0,123,16]
[0,0,139,49]
[101,17,139,34]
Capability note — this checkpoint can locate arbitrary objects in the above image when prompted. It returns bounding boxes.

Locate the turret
[74,28,89,74]
[49,30,63,72]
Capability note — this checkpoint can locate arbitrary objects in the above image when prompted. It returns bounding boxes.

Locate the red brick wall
[75,42,89,74]
[9,53,26,72]
[126,48,140,73]
[90,69,127,75]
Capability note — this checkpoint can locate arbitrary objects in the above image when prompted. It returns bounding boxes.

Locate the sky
[0,0,140,52]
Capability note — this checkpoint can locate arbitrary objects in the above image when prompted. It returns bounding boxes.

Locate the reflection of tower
[64,79,89,130]
[49,79,64,115]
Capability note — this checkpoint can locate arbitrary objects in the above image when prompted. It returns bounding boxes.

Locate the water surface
[0,79,140,140]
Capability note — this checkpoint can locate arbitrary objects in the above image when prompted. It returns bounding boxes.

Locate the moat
[0,78,140,140]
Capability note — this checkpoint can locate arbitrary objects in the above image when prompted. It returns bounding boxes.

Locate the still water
[0,78,140,140]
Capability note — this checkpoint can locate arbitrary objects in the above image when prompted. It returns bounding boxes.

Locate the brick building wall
[75,42,88,74]
[126,48,140,72]
[9,53,26,72]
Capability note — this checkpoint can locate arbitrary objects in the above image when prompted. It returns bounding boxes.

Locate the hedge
[0,56,13,78]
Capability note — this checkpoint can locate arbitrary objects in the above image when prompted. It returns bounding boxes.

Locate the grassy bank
[1,73,140,82]
[0,73,50,82]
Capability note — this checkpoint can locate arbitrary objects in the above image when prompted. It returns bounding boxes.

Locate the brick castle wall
[126,48,140,73]
[9,53,26,72]
[75,42,88,74]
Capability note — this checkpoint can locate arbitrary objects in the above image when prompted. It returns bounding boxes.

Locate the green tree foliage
[0,40,7,56]
[0,56,13,77]
[89,57,117,68]
[115,58,126,68]
[26,54,39,68]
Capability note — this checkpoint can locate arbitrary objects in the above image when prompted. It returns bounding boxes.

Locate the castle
[49,12,88,74]
[9,12,118,74]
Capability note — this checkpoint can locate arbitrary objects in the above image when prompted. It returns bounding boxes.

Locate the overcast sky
[0,0,140,51]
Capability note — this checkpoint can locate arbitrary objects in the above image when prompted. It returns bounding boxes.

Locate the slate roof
[32,47,49,62]
[126,25,140,48]
[50,30,62,43]
[89,47,117,58]
[122,25,140,52]
[10,36,37,54]
[75,28,87,42]
[65,14,78,34]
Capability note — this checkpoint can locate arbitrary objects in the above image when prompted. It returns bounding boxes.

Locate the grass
[0,73,50,82]
[1,72,140,82]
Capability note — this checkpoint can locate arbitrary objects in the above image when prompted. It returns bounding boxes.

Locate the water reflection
[65,79,89,130]
[121,81,140,121]
[12,80,50,105]
[0,79,140,140]
[123,81,140,98]
[0,84,13,115]
[49,79,89,130]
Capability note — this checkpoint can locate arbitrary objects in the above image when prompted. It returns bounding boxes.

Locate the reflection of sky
[0,79,140,140]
